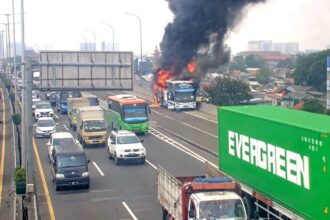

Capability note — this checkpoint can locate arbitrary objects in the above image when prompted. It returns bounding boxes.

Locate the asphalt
[1,81,221,220]
[0,81,16,220]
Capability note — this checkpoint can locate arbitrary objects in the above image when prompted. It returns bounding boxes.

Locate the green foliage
[207,77,252,106]
[12,113,21,125]
[302,99,325,114]
[228,56,246,71]
[245,54,266,68]
[256,67,272,84]
[292,50,330,91]
[277,58,295,68]
[14,167,26,183]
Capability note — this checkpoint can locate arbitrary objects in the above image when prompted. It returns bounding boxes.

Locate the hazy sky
[1,0,330,55]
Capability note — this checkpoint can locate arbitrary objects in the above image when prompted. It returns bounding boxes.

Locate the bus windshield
[174,91,195,102]
[123,104,148,123]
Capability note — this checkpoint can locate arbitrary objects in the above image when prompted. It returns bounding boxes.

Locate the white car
[47,132,78,163]
[35,117,56,138]
[32,98,41,115]
[35,102,54,120]
[106,130,146,165]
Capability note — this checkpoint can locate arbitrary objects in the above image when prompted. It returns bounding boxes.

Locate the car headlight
[55,173,64,179]
[82,172,89,177]
[36,127,41,132]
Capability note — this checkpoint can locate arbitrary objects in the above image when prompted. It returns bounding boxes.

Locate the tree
[245,54,266,68]
[292,50,330,91]
[207,77,252,106]
[228,56,246,71]
[277,58,295,68]
[256,67,272,84]
[302,99,325,114]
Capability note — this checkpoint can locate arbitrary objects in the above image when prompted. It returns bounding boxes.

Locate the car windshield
[53,137,75,146]
[57,154,86,168]
[36,103,52,109]
[117,135,140,144]
[38,119,55,127]
[88,97,99,106]
[199,199,246,220]
[84,120,106,132]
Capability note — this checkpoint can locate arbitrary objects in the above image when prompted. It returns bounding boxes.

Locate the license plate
[70,181,77,185]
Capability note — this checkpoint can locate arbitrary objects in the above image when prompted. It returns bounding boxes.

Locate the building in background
[248,40,299,54]
[101,42,119,51]
[248,40,272,51]
[79,42,96,51]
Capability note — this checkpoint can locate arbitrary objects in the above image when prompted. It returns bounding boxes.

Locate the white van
[33,71,41,86]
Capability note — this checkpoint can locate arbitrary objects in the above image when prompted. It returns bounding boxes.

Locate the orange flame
[187,59,196,73]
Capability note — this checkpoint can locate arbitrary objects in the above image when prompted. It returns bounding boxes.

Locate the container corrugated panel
[218,105,330,220]
[157,165,183,220]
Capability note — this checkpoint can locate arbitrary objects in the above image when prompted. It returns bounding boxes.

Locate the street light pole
[0,14,12,78]
[125,12,143,77]
[102,22,115,52]
[11,0,18,111]
[86,29,96,51]
[0,31,4,63]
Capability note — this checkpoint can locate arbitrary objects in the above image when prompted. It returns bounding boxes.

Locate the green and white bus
[107,94,150,134]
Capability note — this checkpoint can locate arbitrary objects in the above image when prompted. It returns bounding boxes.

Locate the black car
[50,93,57,107]
[50,143,90,191]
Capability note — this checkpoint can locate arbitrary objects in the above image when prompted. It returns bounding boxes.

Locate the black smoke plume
[159,0,266,76]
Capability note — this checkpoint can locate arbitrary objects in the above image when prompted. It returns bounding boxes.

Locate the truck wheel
[243,195,254,219]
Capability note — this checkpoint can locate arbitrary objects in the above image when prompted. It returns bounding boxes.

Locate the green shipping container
[218,105,329,220]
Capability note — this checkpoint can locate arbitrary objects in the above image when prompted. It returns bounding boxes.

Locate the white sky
[1,0,330,56]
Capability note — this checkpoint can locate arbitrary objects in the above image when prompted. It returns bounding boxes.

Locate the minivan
[51,143,90,191]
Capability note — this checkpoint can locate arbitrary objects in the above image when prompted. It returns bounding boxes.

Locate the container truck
[67,97,90,130]
[218,105,330,220]
[157,165,247,220]
[77,106,107,147]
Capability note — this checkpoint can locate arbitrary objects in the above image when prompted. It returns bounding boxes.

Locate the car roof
[37,117,54,121]
[51,132,74,139]
[54,143,83,155]
[113,130,136,136]
[36,101,51,105]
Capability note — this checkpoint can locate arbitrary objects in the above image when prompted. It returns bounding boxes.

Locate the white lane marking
[149,126,218,168]
[151,110,162,116]
[184,111,217,124]
[146,160,157,170]
[154,110,216,138]
[93,162,105,176]
[122,201,138,220]
[54,114,59,119]
[63,124,69,131]
[180,121,217,138]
